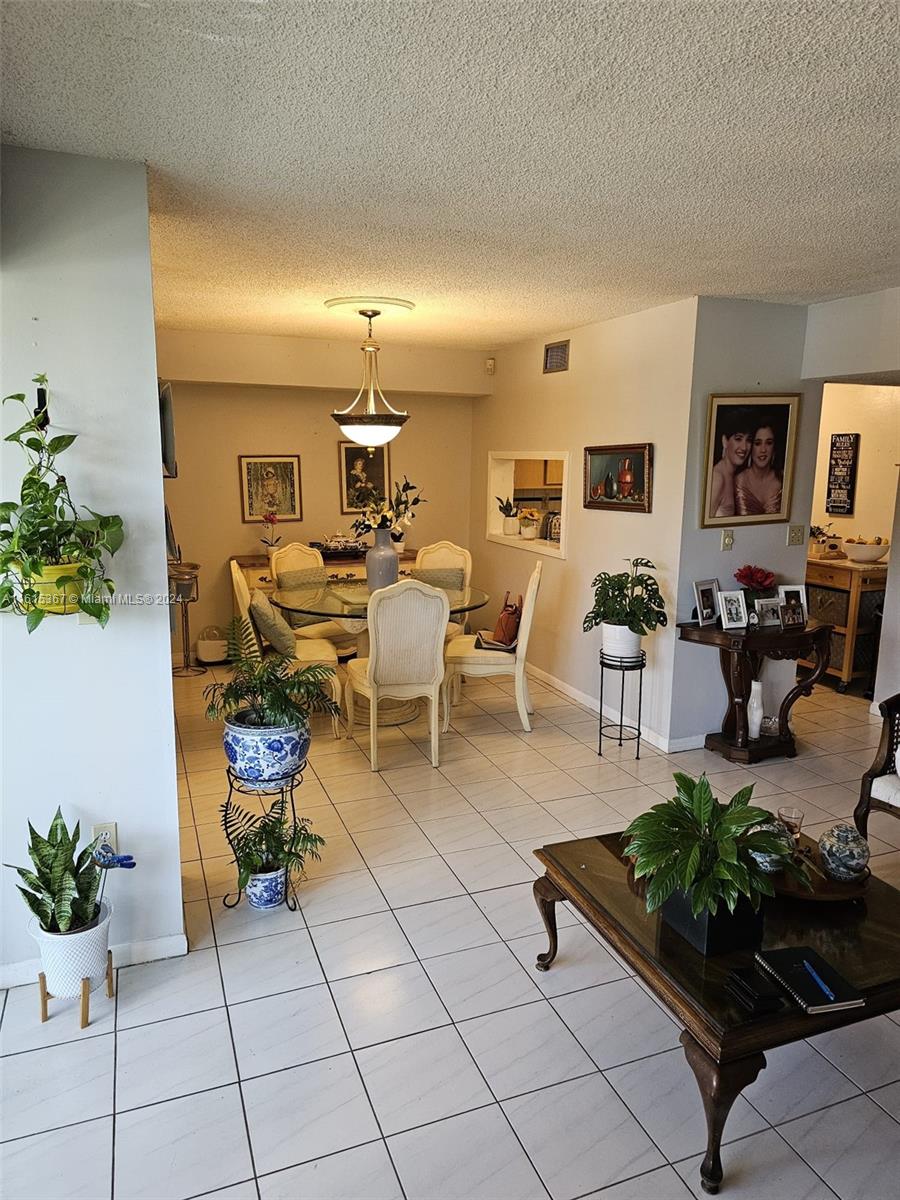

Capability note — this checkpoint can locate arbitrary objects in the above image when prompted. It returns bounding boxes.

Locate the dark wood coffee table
[533,833,900,1194]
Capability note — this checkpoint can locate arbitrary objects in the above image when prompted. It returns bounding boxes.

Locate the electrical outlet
[787,524,806,547]
[720,528,734,551]
[91,821,118,852]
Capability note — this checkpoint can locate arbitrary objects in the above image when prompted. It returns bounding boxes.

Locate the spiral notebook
[754,948,865,1015]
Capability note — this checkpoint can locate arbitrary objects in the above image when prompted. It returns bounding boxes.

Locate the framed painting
[701,394,799,527]
[584,444,653,512]
[339,442,391,514]
[238,455,302,523]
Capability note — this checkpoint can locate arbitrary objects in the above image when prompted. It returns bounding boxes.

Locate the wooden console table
[677,619,832,764]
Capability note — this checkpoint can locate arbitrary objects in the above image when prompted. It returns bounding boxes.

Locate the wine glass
[777,806,804,845]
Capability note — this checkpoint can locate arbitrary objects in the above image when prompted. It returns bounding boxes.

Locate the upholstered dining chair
[413,541,473,640]
[441,561,542,733]
[229,563,341,738]
[269,542,357,654]
[854,691,900,837]
[345,579,450,770]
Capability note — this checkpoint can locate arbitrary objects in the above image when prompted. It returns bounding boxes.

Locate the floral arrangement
[734,564,775,593]
[517,507,542,527]
[351,477,426,538]
[260,510,281,549]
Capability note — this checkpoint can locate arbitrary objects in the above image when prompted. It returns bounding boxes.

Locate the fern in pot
[221,795,324,909]
[583,556,667,658]
[205,619,339,790]
[624,773,809,955]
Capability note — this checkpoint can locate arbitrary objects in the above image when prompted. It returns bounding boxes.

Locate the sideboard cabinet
[802,556,888,691]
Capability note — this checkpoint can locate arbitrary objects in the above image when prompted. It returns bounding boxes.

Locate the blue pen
[802,959,835,1002]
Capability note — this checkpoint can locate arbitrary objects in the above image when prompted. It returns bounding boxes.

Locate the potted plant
[517,507,542,540]
[204,618,339,790]
[583,556,667,658]
[497,496,519,536]
[353,477,426,588]
[221,795,324,909]
[623,773,809,955]
[1,376,124,632]
[6,808,133,999]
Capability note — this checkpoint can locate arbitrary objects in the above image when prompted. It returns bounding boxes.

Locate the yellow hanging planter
[15,562,84,614]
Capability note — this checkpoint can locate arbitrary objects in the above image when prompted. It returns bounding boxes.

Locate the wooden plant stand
[38,950,114,1029]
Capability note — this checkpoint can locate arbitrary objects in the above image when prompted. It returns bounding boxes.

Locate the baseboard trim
[0,932,188,989]
[527,663,670,753]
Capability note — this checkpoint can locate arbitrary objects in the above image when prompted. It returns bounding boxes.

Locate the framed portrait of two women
[701,394,800,528]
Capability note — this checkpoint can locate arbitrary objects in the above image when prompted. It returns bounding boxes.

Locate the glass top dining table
[270,580,490,621]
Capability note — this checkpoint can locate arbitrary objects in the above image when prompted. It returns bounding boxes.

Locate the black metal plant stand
[598,650,646,760]
[221,765,307,910]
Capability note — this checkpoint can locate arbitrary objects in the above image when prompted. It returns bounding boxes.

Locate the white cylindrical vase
[748,680,764,740]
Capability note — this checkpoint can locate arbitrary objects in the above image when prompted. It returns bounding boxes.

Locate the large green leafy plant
[204,618,339,728]
[583,557,667,636]
[1,375,124,631]
[623,773,809,917]
[222,796,325,889]
[8,808,101,933]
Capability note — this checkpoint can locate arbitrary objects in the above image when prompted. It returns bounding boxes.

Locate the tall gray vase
[366,528,399,592]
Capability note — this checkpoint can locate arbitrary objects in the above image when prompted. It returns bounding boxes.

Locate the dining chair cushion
[346,657,370,689]
[410,567,465,590]
[276,566,328,628]
[871,772,900,808]
[249,589,296,656]
[444,634,517,666]
[291,638,338,666]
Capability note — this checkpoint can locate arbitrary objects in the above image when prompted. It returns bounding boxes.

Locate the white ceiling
[2,0,897,348]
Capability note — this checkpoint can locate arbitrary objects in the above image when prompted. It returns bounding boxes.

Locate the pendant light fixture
[331,308,408,450]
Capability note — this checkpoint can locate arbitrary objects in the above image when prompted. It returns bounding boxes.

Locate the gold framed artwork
[584,444,653,512]
[238,455,302,523]
[701,394,800,527]
[339,442,390,514]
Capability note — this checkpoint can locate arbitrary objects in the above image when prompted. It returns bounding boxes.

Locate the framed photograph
[780,602,807,630]
[584,444,653,512]
[778,584,808,620]
[238,454,302,523]
[718,589,749,630]
[701,394,800,528]
[693,578,720,626]
[339,442,391,514]
[754,597,782,627]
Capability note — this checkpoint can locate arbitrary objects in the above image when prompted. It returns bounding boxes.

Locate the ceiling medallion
[330,307,410,451]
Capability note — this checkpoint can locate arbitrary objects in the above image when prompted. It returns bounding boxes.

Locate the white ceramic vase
[747,680,764,740]
[502,517,519,536]
[601,622,642,659]
[520,524,537,541]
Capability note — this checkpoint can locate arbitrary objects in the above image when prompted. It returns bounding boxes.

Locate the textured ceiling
[2,0,898,348]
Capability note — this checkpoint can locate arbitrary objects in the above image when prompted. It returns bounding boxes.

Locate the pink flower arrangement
[734,564,775,592]
[260,511,281,549]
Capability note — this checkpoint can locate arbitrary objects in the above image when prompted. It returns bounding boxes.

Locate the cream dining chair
[441,560,542,733]
[345,579,450,770]
[413,541,472,640]
[270,542,358,654]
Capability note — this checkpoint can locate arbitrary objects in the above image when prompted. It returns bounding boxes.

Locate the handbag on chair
[475,591,522,651]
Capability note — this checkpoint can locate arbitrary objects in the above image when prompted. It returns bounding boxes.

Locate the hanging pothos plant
[0,375,124,632]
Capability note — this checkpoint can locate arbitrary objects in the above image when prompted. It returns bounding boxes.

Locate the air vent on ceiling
[543,340,570,374]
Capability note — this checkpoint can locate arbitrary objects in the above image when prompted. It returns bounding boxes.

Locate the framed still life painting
[239,455,302,523]
[584,444,653,512]
[701,394,799,528]
[339,442,391,514]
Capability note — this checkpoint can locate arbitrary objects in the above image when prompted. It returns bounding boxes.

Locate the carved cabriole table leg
[777,627,831,742]
[533,875,565,970]
[681,1032,766,1194]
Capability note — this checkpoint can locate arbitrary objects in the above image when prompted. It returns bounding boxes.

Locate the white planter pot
[502,517,519,536]
[30,900,113,998]
[601,622,642,659]
[246,868,287,909]
[520,525,537,540]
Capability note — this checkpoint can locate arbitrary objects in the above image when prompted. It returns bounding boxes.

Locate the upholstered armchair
[854,692,900,838]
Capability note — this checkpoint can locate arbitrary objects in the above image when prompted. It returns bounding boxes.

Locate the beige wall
[468,299,699,746]
[811,383,900,540]
[164,383,474,637]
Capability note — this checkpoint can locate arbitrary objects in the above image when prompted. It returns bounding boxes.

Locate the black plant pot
[661,889,764,956]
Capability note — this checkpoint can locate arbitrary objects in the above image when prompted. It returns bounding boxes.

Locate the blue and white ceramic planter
[223,714,310,790]
[245,868,287,909]
[818,823,870,882]
[747,819,792,873]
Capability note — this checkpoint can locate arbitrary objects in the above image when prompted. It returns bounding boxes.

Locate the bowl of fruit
[842,536,890,563]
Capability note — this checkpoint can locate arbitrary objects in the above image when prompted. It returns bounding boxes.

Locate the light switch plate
[787,524,806,547]
[720,529,734,551]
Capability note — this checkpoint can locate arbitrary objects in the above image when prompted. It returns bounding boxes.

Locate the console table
[677,619,832,764]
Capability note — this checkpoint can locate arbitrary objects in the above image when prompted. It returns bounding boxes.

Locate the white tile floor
[2,672,900,1200]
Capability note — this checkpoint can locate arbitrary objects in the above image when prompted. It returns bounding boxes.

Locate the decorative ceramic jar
[747,680,764,740]
[30,900,113,997]
[747,820,791,873]
[601,622,641,659]
[502,517,519,536]
[818,823,870,882]
[245,868,287,910]
[366,528,399,591]
[520,524,537,540]
[223,715,310,790]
